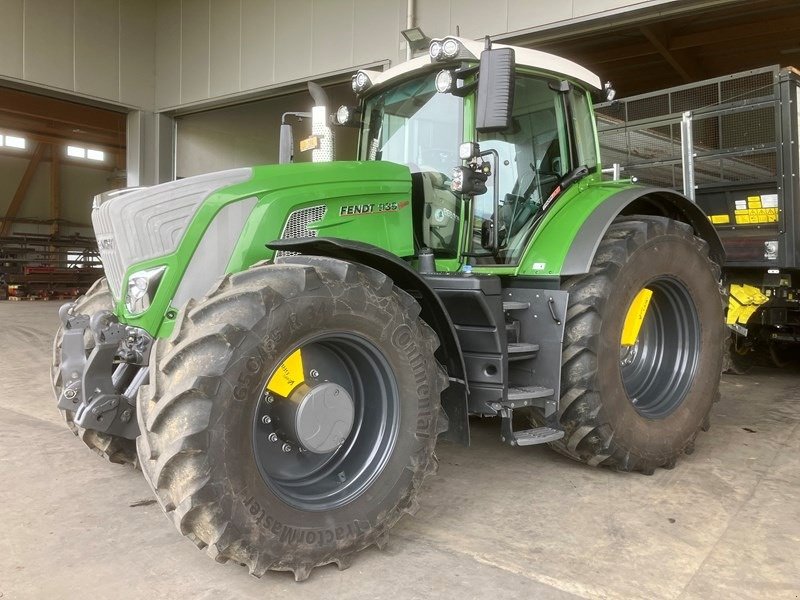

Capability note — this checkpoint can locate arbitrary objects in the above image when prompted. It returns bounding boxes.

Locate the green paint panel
[116,161,413,337]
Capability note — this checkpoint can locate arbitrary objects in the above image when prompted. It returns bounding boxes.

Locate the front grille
[276,205,327,257]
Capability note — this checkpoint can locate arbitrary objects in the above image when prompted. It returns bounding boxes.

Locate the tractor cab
[344,37,603,266]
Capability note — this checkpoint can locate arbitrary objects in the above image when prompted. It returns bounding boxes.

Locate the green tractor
[53,37,725,580]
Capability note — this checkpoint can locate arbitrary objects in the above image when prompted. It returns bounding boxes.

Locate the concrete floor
[0,302,798,600]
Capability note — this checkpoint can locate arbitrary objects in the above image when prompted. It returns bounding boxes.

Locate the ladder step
[512,426,565,446]
[503,301,529,311]
[508,342,539,360]
[508,386,554,401]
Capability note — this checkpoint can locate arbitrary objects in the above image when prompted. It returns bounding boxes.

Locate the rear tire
[136,257,447,580]
[51,278,138,466]
[553,216,723,473]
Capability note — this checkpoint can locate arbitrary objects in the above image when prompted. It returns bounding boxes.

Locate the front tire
[553,216,724,473]
[136,257,447,580]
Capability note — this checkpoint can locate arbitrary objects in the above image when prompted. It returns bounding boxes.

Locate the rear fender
[561,187,725,275]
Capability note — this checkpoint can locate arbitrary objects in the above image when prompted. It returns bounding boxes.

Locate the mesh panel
[596,67,780,190]
[672,83,718,113]
[720,71,775,103]
[627,93,670,121]
[275,205,327,258]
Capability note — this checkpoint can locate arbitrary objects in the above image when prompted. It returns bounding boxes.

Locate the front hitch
[57,305,149,440]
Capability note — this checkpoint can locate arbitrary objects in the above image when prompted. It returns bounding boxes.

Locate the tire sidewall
[595,231,723,458]
[205,278,438,559]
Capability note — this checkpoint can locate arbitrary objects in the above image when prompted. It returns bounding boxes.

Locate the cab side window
[476,75,569,264]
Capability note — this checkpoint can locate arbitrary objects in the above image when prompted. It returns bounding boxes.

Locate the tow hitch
[57,303,149,440]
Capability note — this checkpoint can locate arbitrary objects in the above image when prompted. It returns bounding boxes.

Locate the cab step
[509,427,565,446]
[507,386,553,402]
[503,300,530,311]
[508,342,539,361]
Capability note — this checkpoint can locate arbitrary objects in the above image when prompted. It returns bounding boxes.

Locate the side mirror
[278,123,294,165]
[279,123,294,164]
[476,47,515,133]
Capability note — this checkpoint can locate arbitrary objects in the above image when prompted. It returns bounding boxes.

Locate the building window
[0,134,27,149]
[67,144,105,162]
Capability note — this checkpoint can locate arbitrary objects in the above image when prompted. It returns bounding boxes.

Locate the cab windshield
[359,73,463,257]
[359,73,462,169]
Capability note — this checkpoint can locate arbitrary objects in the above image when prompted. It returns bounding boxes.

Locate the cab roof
[360,37,602,93]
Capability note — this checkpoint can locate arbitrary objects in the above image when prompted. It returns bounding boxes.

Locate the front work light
[442,38,459,58]
[435,69,454,93]
[336,105,351,125]
[451,165,488,196]
[126,266,166,315]
[351,71,372,94]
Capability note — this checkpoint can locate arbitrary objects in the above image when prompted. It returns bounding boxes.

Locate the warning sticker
[761,194,779,208]
[266,349,305,397]
[709,214,731,224]
[734,208,778,225]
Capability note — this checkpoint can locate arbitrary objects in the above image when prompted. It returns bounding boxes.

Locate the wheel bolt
[310,369,319,378]
[268,433,278,442]
[261,415,271,425]
[282,443,292,453]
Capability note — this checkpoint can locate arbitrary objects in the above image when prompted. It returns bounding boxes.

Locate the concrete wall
[0,0,682,113]
[0,0,156,110]
[155,0,683,111]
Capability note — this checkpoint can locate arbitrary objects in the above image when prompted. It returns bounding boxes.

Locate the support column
[126,111,175,187]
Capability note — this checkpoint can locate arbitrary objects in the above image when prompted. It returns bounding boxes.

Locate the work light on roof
[435,69,454,93]
[351,71,372,94]
[429,40,443,61]
[442,38,459,58]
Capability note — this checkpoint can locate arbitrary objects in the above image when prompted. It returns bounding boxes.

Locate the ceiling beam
[0,87,125,135]
[670,13,800,51]
[640,24,703,82]
[1,143,46,237]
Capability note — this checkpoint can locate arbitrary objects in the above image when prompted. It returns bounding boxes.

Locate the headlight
[126,266,166,315]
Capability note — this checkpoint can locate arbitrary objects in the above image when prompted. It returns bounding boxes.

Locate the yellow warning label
[709,214,730,224]
[734,208,778,225]
[747,195,762,209]
[266,349,305,397]
[299,135,320,153]
[621,288,653,346]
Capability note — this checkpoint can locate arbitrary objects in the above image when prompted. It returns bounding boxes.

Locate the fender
[561,186,725,276]
[268,237,470,446]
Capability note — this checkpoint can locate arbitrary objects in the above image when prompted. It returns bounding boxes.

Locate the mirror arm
[450,82,477,98]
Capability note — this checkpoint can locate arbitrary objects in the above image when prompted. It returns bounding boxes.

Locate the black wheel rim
[619,277,701,419]
[252,333,399,512]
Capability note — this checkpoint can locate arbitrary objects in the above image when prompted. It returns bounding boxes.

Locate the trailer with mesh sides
[596,66,800,370]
